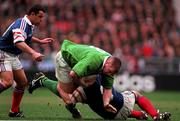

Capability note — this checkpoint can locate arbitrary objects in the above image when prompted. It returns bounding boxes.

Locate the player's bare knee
[2,79,14,88]
[18,82,27,88]
[15,80,28,88]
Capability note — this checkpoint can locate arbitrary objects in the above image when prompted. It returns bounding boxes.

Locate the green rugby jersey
[61,39,114,89]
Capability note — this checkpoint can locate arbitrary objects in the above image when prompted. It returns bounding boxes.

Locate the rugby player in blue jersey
[0,4,54,117]
[29,73,171,121]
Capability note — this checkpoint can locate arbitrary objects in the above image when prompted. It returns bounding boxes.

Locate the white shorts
[55,51,72,83]
[115,91,135,120]
[0,50,22,72]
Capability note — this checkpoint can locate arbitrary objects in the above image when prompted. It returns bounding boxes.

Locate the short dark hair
[111,56,121,73]
[28,4,45,15]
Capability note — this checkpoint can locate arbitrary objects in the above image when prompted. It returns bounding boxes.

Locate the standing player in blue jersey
[0,4,54,117]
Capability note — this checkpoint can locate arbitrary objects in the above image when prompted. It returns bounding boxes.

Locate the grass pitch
[0,88,180,121]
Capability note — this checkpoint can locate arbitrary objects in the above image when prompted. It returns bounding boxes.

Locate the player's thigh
[58,81,77,93]
[0,71,14,87]
[0,50,14,86]
[122,91,135,110]
[13,69,28,88]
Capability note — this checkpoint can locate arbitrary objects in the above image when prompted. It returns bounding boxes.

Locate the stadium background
[1,0,179,91]
[0,0,180,120]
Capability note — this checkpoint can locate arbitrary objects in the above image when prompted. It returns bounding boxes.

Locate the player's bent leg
[133,91,171,120]
[133,90,158,117]
[29,72,60,95]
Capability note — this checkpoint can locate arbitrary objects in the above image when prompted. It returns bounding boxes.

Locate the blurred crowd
[0,0,180,73]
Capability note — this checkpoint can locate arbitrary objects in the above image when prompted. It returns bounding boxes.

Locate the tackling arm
[103,88,112,106]
[103,88,117,113]
[32,37,54,44]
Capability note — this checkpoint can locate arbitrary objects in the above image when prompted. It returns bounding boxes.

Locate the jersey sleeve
[72,57,101,77]
[12,29,25,43]
[12,19,27,44]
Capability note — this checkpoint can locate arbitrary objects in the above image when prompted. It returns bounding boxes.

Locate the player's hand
[40,38,54,44]
[63,94,73,104]
[32,52,44,62]
[104,104,117,113]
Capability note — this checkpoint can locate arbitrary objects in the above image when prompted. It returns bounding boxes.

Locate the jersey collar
[102,56,110,69]
[23,15,33,26]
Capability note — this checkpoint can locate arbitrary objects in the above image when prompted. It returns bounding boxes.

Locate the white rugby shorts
[0,50,22,72]
[55,51,72,83]
[115,91,135,120]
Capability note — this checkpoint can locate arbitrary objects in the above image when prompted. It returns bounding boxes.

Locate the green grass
[0,88,180,121]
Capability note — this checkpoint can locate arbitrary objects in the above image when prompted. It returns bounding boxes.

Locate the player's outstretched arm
[32,37,54,44]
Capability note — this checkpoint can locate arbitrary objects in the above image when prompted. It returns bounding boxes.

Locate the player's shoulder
[14,17,23,24]
[61,39,77,50]
[12,18,24,28]
[63,39,74,44]
[62,39,74,46]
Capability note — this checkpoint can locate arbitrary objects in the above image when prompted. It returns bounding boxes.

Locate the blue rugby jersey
[0,15,34,55]
[83,74,124,119]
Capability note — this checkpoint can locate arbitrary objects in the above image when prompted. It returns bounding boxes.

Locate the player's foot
[65,104,82,119]
[8,110,24,118]
[136,111,148,120]
[28,72,45,94]
[153,111,171,121]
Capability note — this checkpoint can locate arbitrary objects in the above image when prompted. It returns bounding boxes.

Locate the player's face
[103,60,117,76]
[33,11,45,26]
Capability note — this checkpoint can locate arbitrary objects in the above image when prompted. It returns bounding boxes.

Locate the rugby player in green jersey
[29,39,121,118]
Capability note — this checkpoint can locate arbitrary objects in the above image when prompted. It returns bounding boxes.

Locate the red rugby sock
[137,96,158,118]
[11,88,24,112]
